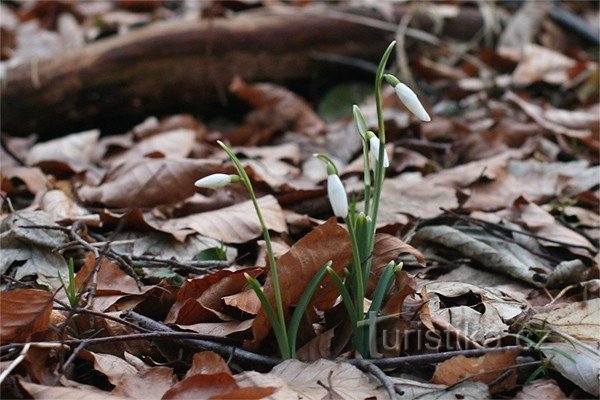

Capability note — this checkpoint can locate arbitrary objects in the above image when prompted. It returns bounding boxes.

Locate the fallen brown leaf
[513,379,567,400]
[431,349,521,394]
[250,217,352,348]
[161,373,237,400]
[230,77,326,142]
[19,379,127,400]
[165,268,262,325]
[0,289,53,343]
[532,298,600,341]
[111,367,177,399]
[185,352,231,379]
[78,158,222,208]
[159,195,287,243]
[26,130,99,175]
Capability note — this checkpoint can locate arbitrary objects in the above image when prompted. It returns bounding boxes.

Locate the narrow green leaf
[245,274,290,359]
[288,261,332,357]
[369,261,396,314]
[326,267,357,328]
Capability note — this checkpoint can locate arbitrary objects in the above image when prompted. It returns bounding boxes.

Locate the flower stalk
[319,41,431,357]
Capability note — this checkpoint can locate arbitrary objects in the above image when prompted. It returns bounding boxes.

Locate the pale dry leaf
[518,199,595,251]
[19,379,127,400]
[159,195,287,244]
[111,367,176,399]
[0,210,69,288]
[26,130,99,169]
[507,91,591,138]
[271,359,380,400]
[376,172,458,221]
[415,225,545,286]
[508,44,577,86]
[0,166,49,194]
[111,231,237,262]
[78,158,222,208]
[81,350,139,386]
[105,129,197,166]
[542,342,600,396]
[513,379,566,400]
[533,298,600,341]
[40,190,100,225]
[391,377,489,400]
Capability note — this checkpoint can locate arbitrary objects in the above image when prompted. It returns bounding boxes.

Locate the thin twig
[53,302,148,333]
[0,343,30,384]
[354,359,398,400]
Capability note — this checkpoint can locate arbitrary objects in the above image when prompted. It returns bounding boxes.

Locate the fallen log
[1,7,484,137]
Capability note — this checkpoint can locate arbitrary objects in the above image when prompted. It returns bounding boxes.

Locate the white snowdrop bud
[394,82,431,122]
[327,174,348,218]
[195,174,239,189]
[368,134,389,168]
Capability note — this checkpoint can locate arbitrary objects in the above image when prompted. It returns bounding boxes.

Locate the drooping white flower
[394,82,431,122]
[195,173,237,189]
[327,174,348,218]
[369,135,389,168]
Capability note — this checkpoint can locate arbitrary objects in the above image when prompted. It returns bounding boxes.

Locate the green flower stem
[218,141,290,357]
[368,41,396,259]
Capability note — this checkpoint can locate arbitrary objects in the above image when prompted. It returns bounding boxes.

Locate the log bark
[1,7,484,137]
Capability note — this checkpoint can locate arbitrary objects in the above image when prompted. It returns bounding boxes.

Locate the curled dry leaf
[161,373,237,400]
[26,130,100,174]
[250,217,352,347]
[230,76,326,139]
[78,158,222,208]
[533,298,600,341]
[507,44,579,86]
[431,348,521,394]
[415,225,546,286]
[165,268,262,325]
[372,233,425,272]
[74,253,154,312]
[185,351,231,378]
[0,166,49,195]
[517,197,595,252]
[159,195,287,243]
[40,189,100,226]
[104,129,197,166]
[542,342,600,396]
[0,289,53,343]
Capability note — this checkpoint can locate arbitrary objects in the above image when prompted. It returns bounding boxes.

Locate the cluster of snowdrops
[194,42,430,359]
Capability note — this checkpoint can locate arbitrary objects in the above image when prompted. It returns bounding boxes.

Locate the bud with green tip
[353,105,368,140]
[195,173,241,189]
[384,74,431,122]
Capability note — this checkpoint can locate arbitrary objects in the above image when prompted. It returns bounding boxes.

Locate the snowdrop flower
[367,131,389,168]
[195,173,240,189]
[327,173,348,218]
[384,74,431,122]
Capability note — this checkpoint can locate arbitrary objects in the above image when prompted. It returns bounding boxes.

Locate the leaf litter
[0,1,598,399]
